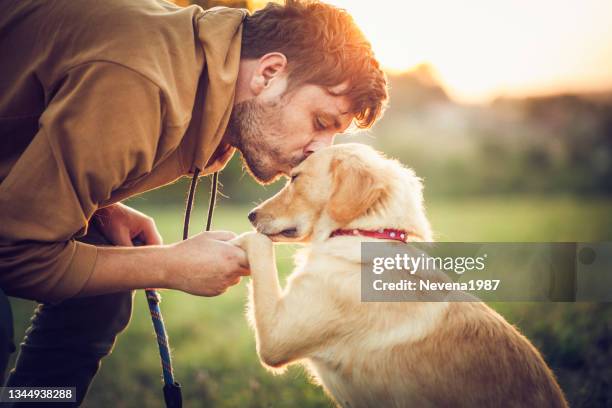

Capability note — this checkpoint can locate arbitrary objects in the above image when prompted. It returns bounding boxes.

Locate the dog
[233,143,568,407]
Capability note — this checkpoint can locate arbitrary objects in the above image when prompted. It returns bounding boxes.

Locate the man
[0,0,387,404]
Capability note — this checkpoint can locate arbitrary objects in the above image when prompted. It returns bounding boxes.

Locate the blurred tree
[386,64,449,112]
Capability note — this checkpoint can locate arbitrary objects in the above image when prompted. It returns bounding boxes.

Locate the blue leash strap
[136,233,181,407]
[145,289,182,408]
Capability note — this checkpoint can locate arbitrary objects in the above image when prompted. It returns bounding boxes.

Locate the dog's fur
[233,143,568,407]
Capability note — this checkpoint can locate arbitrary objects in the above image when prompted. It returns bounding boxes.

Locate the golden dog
[233,143,567,408]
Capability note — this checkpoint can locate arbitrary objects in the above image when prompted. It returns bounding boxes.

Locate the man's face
[227,80,354,184]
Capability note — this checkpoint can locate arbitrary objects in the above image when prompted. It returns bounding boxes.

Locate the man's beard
[226,98,303,184]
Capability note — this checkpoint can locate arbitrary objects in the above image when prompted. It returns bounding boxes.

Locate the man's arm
[78,204,249,297]
[0,62,246,302]
[79,231,249,298]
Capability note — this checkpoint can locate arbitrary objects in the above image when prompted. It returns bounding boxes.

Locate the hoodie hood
[182,6,247,173]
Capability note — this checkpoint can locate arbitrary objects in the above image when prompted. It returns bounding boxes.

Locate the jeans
[2,225,134,406]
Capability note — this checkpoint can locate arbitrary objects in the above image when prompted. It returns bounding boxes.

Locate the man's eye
[291,174,299,182]
[314,118,325,130]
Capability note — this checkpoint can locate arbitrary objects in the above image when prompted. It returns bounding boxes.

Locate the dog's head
[247,143,432,242]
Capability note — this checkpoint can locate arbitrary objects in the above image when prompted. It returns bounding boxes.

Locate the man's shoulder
[54,0,205,119]
[51,0,203,82]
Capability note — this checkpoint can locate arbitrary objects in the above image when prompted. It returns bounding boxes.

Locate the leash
[144,169,219,408]
[144,289,181,407]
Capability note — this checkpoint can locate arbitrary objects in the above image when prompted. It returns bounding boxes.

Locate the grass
[7,195,612,407]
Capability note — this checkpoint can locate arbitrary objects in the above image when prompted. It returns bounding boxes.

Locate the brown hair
[241,0,388,128]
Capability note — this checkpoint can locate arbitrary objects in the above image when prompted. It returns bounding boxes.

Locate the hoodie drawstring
[183,169,219,238]
[146,169,219,408]
[205,171,219,231]
[183,168,201,239]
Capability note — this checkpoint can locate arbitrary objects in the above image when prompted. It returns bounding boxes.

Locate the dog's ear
[328,156,387,225]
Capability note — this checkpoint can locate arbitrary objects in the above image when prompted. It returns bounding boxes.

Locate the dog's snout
[248,210,258,224]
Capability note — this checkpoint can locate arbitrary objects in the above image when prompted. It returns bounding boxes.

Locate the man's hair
[241,0,388,129]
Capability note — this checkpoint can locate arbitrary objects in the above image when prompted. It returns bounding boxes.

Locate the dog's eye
[291,174,299,182]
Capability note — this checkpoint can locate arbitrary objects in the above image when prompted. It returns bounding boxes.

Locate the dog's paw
[231,231,272,254]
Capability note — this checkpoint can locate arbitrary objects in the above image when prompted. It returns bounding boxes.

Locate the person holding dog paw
[0,0,387,404]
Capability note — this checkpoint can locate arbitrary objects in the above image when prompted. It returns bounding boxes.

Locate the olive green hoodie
[0,0,246,302]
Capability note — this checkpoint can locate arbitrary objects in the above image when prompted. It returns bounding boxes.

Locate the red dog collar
[329,228,420,243]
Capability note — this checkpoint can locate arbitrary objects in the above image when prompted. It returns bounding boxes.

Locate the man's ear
[328,157,387,225]
[250,52,288,96]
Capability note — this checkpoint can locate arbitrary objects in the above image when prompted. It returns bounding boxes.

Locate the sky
[253,0,612,104]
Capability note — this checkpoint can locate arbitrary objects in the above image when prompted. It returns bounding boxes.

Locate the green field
[8,196,612,407]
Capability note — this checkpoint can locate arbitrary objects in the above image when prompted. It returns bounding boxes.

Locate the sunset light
[253,0,612,103]
[329,0,612,103]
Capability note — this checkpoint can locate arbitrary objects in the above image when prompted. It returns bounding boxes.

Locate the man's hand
[82,203,250,297]
[165,231,250,296]
[94,203,162,246]
[80,215,250,298]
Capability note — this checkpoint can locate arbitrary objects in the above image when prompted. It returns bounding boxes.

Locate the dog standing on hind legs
[233,143,568,408]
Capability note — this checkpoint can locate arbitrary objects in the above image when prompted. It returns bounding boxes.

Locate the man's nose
[304,134,334,155]
[247,210,257,225]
